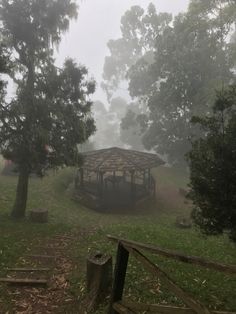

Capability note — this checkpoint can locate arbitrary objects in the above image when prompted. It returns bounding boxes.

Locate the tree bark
[11,166,29,219]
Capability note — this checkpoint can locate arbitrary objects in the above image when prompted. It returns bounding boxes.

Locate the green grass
[0,166,235,313]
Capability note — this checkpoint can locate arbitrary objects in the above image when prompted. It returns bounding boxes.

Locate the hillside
[0,166,235,313]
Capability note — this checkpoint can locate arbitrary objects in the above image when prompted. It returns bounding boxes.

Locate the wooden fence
[107,235,236,314]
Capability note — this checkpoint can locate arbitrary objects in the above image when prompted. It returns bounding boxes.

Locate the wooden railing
[107,235,236,314]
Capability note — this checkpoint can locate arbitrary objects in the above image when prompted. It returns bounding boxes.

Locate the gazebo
[75,147,164,211]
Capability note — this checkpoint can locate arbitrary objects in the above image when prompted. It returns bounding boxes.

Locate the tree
[187,85,236,242]
[120,101,147,151]
[102,3,171,100]
[103,1,236,165]
[0,41,10,99]
[131,1,236,165]
[0,0,96,218]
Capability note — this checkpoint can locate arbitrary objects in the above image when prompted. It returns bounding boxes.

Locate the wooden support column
[148,168,151,193]
[123,171,126,182]
[130,171,136,200]
[100,172,104,198]
[97,172,100,195]
[80,168,84,188]
[113,171,116,189]
[75,169,79,189]
[153,179,156,198]
[143,170,146,189]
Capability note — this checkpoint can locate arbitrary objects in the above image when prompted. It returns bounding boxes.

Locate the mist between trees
[81,0,236,168]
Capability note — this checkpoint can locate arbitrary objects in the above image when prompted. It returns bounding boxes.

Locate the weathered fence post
[108,242,129,314]
[86,252,112,309]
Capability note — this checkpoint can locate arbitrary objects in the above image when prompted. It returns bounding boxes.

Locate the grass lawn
[0,165,235,313]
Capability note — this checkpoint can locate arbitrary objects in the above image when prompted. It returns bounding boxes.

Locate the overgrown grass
[0,166,235,313]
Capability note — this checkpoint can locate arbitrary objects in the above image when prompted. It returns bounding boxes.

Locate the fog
[0,2,235,311]
[56,0,189,104]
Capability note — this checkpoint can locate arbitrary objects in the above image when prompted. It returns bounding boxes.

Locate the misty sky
[56,0,190,105]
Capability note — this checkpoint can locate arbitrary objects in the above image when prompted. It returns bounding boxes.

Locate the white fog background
[56,0,189,105]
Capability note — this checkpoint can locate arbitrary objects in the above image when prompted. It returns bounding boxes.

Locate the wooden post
[99,172,104,197]
[75,169,79,188]
[153,179,156,198]
[123,171,126,182]
[130,171,136,201]
[87,253,112,298]
[101,172,104,190]
[143,170,146,187]
[108,243,129,314]
[148,168,151,193]
[80,168,84,188]
[113,171,116,189]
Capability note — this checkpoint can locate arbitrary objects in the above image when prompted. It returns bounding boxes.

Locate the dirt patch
[4,233,82,314]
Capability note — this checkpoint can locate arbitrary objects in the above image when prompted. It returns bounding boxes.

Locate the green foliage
[0,40,10,101]
[103,1,236,165]
[0,59,96,173]
[0,167,235,311]
[0,0,95,217]
[140,1,236,165]
[187,86,236,241]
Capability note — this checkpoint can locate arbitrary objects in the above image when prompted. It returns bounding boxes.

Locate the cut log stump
[29,208,48,223]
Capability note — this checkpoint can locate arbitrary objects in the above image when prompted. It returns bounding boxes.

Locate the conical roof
[82,147,164,172]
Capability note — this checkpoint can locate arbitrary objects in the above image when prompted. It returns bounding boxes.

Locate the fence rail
[107,235,236,314]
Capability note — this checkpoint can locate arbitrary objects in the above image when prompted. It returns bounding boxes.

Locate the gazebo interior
[75,147,164,212]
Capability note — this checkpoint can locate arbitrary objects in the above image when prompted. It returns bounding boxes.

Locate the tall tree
[0,41,9,98]
[187,85,236,242]
[130,1,236,165]
[102,3,171,100]
[103,1,236,165]
[0,0,96,218]
[120,101,147,151]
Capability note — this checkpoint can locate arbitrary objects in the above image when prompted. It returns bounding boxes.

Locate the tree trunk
[11,167,29,219]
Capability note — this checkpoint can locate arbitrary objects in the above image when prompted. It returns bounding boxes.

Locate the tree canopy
[187,85,236,242]
[103,1,236,165]
[0,0,96,218]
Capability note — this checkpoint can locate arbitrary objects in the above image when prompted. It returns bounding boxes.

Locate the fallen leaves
[5,233,80,314]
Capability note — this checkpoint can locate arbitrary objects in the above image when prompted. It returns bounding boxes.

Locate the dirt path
[5,233,83,314]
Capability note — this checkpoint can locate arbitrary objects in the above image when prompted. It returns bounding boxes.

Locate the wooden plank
[121,301,236,314]
[113,302,136,314]
[35,246,64,251]
[52,235,74,240]
[26,254,56,259]
[124,246,210,314]
[0,278,47,286]
[7,268,50,272]
[108,243,129,314]
[107,235,236,275]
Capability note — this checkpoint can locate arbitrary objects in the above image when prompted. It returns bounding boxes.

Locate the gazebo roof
[81,147,164,172]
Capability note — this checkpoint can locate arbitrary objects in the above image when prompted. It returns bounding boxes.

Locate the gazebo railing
[107,235,236,314]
